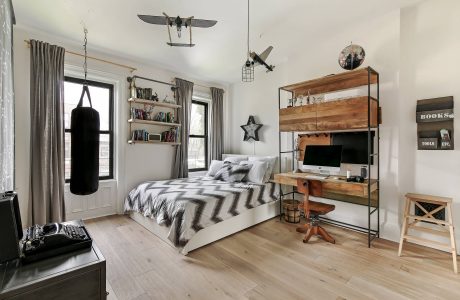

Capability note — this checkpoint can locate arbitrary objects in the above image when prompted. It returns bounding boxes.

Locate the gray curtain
[210,87,224,161]
[29,40,66,224]
[0,0,15,192]
[172,78,193,179]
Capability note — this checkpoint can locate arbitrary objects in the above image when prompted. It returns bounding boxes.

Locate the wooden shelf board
[128,98,180,109]
[128,119,181,127]
[128,140,180,146]
[280,67,378,96]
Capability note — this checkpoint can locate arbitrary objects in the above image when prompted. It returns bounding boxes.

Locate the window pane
[99,134,111,177]
[65,132,71,180]
[64,133,111,180]
[188,137,206,169]
[190,103,205,135]
[64,81,110,131]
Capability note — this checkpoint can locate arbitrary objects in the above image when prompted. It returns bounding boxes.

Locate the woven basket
[283,199,301,223]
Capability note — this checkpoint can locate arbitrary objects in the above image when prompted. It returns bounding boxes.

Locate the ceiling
[13,0,420,84]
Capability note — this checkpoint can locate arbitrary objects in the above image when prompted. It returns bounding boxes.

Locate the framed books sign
[416,96,454,150]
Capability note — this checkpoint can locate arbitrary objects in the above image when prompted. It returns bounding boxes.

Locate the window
[64,76,114,181]
[188,100,209,171]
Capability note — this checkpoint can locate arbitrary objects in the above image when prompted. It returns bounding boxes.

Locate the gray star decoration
[241,116,263,141]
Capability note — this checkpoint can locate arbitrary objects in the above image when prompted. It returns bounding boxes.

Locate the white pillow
[248,156,277,183]
[207,160,225,177]
[223,156,248,165]
[239,161,269,184]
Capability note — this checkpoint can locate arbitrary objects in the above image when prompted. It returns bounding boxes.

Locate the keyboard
[304,174,328,180]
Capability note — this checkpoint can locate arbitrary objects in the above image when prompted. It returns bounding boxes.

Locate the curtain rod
[24,39,137,73]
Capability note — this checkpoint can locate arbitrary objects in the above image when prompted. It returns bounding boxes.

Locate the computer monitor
[302,145,343,174]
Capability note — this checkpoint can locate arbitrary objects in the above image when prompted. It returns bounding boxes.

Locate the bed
[124,155,280,255]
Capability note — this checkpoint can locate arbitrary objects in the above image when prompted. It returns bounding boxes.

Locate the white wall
[13,25,228,226]
[229,0,460,248]
[399,0,460,245]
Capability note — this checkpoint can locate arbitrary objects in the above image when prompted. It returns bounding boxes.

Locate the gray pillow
[214,164,251,183]
[223,156,248,165]
[206,160,225,177]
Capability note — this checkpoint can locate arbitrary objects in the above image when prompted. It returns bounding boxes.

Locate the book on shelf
[131,128,179,143]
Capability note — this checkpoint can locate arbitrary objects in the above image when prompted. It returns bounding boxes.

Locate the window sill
[65,178,116,186]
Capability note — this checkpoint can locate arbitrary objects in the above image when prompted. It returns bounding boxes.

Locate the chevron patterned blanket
[124,176,279,249]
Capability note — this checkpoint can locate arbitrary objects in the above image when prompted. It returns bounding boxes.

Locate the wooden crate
[279,104,317,132]
[281,67,379,96]
[316,97,378,131]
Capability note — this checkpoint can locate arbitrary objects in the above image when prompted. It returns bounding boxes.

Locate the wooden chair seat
[299,201,335,215]
[296,179,336,244]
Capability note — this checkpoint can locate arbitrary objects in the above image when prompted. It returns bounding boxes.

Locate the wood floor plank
[85,215,459,300]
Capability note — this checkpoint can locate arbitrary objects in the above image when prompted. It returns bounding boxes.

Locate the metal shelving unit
[277,67,380,247]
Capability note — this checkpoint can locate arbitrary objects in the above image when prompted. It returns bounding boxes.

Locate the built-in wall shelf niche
[416,96,454,150]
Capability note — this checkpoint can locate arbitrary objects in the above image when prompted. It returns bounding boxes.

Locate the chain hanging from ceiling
[83,27,88,84]
[242,0,254,82]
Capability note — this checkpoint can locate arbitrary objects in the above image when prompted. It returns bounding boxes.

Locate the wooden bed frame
[130,199,279,255]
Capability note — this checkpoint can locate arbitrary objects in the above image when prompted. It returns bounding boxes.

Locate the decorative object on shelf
[338,42,365,70]
[129,77,137,99]
[152,92,159,101]
[137,13,217,47]
[241,115,263,141]
[416,96,454,150]
[148,133,161,141]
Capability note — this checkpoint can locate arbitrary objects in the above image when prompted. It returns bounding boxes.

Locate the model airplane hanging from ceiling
[247,46,275,72]
[138,13,217,47]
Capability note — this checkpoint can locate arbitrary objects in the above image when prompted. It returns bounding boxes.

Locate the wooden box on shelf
[280,104,317,132]
[316,96,378,130]
[279,96,378,132]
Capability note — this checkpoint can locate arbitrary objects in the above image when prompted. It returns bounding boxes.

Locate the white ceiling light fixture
[242,0,254,82]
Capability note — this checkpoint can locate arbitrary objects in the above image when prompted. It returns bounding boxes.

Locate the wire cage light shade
[242,60,254,82]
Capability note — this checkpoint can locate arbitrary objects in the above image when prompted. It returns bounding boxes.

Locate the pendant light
[242,0,254,82]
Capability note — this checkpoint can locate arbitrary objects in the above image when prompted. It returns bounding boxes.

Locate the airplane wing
[258,46,273,61]
[190,19,217,28]
[138,15,169,25]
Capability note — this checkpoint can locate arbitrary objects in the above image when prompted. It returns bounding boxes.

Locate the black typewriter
[21,222,92,263]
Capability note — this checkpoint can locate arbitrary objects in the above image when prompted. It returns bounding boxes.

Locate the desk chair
[296,179,336,244]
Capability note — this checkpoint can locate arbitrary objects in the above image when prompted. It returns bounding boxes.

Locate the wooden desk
[273,172,378,207]
[0,220,106,300]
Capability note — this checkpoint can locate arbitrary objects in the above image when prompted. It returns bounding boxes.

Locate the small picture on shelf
[440,128,452,149]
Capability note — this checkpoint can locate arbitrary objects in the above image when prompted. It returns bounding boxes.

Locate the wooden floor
[85,215,460,300]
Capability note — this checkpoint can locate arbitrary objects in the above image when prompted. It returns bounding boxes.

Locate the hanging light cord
[83,27,88,84]
[247,0,250,59]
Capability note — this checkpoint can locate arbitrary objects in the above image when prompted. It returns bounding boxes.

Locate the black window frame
[189,100,209,172]
[64,76,114,182]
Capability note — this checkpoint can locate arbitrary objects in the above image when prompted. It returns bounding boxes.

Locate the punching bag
[70,85,100,195]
